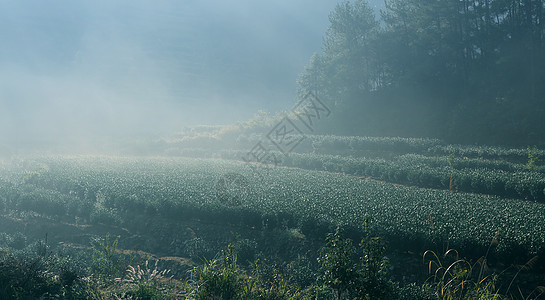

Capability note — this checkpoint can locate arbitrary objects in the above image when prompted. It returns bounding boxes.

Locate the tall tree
[298,0,545,145]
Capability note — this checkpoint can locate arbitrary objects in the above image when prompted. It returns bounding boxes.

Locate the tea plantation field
[1,155,544,264]
[161,134,545,203]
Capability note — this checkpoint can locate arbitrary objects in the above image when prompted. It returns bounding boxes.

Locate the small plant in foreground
[123,260,172,285]
[526,146,540,172]
[91,233,125,281]
[448,151,456,192]
[318,225,393,299]
[504,255,540,298]
[424,248,502,299]
[112,259,180,299]
[424,228,545,299]
[423,230,506,299]
[186,244,304,299]
[0,249,98,299]
[189,245,244,299]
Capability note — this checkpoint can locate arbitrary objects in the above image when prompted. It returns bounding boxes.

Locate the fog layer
[0,0,342,150]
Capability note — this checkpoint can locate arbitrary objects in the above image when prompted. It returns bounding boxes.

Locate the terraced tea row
[166,132,545,163]
[169,149,545,201]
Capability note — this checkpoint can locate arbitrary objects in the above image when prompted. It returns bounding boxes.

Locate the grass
[0,220,541,299]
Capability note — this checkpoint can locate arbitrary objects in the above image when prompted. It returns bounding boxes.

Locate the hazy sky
[0,0,381,146]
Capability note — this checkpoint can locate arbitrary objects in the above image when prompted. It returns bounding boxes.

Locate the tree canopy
[298,0,545,146]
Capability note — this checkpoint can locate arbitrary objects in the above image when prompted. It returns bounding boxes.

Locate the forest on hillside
[297,0,545,146]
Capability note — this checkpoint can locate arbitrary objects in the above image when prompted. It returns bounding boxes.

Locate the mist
[0,0,344,152]
[1,1,544,297]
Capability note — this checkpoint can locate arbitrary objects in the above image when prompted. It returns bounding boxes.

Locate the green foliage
[0,249,98,299]
[0,251,56,299]
[127,283,167,300]
[91,233,125,281]
[117,260,174,300]
[187,244,303,299]
[2,156,543,300]
[319,228,359,299]
[9,232,27,250]
[424,249,502,299]
[430,144,545,163]
[123,260,172,285]
[395,282,436,300]
[419,231,545,299]
[2,156,545,276]
[318,225,393,299]
[190,245,244,299]
[167,141,545,201]
[526,146,540,172]
[296,0,545,145]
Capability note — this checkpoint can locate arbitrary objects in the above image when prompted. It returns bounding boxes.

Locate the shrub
[318,226,395,299]
[0,250,97,299]
[91,234,126,281]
